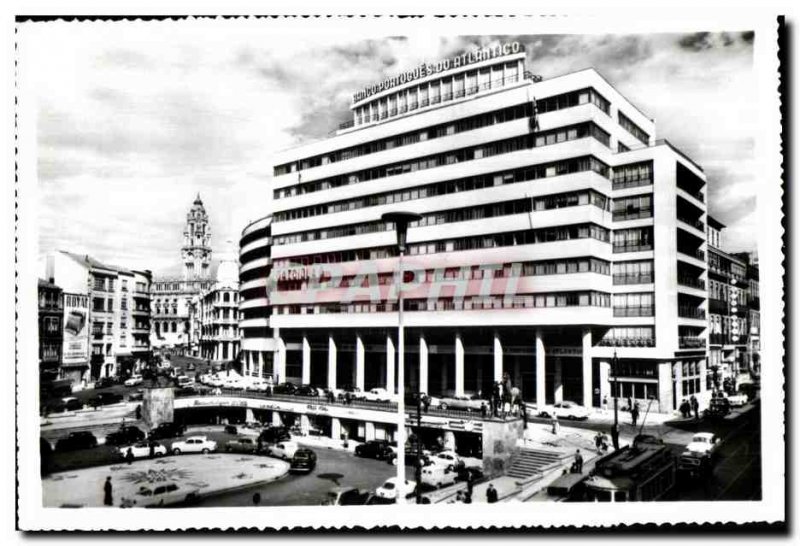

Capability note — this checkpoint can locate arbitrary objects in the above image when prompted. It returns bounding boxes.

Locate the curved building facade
[268,43,710,413]
[239,215,275,378]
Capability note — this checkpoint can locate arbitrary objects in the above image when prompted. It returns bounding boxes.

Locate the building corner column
[355,334,365,392]
[301,335,311,385]
[582,328,593,408]
[386,334,396,393]
[328,334,337,390]
[493,332,503,383]
[535,329,546,409]
[419,335,429,394]
[455,333,465,397]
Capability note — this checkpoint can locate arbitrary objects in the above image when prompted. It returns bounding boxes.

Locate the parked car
[62,397,84,412]
[438,394,486,411]
[290,448,317,473]
[323,487,370,506]
[538,400,590,420]
[128,482,200,508]
[176,375,192,388]
[170,436,217,455]
[704,397,731,419]
[128,390,144,402]
[355,440,394,460]
[55,431,97,451]
[224,425,239,435]
[375,478,417,501]
[118,441,167,459]
[89,392,124,408]
[273,382,297,395]
[148,422,186,440]
[266,441,299,460]
[295,384,321,397]
[429,450,462,470]
[678,432,721,474]
[124,375,143,387]
[421,464,458,488]
[95,377,117,389]
[106,426,146,446]
[715,391,748,408]
[360,388,397,403]
[225,436,259,454]
[258,426,291,445]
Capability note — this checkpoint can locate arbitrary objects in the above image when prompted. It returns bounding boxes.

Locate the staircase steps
[507,448,565,480]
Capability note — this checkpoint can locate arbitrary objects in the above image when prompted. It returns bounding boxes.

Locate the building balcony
[132,308,150,315]
[133,291,151,299]
[679,336,707,349]
[678,307,706,320]
[612,274,654,286]
[678,248,706,262]
[613,243,654,254]
[678,276,706,290]
[677,216,706,233]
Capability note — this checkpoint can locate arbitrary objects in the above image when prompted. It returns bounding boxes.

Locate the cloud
[23,24,758,275]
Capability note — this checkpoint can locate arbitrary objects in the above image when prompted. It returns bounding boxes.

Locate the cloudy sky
[24,22,756,275]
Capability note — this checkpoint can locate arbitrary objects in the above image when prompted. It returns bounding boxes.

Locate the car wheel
[173,448,181,455]
[202,448,209,454]
[226,446,232,452]
[440,403,448,410]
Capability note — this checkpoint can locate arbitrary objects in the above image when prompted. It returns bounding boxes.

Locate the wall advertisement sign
[62,293,89,364]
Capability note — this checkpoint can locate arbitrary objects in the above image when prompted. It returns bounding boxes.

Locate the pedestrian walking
[627,396,633,412]
[602,395,608,412]
[690,395,699,420]
[103,476,113,506]
[148,441,155,459]
[480,402,487,419]
[574,449,584,473]
[252,492,261,506]
[521,403,528,430]
[551,413,560,435]
[594,431,603,452]
[486,483,498,504]
[125,447,134,465]
[467,473,474,497]
[135,404,142,421]
[463,492,472,504]
[631,402,640,427]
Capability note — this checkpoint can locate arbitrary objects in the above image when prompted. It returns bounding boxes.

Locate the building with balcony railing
[41,251,153,383]
[267,45,712,414]
[38,278,63,384]
[188,244,241,364]
[706,216,760,387]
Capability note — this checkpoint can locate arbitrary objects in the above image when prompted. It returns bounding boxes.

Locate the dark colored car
[55,431,98,451]
[295,385,319,397]
[95,377,117,389]
[290,448,317,473]
[148,422,186,440]
[225,437,258,454]
[106,426,146,446]
[89,392,124,407]
[704,397,731,419]
[355,440,394,460]
[64,398,84,412]
[273,382,297,395]
[224,425,238,435]
[258,426,291,445]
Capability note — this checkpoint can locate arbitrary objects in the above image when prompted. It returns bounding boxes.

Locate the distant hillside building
[151,195,215,351]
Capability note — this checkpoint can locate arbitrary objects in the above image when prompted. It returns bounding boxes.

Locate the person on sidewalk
[690,395,699,420]
[602,395,608,413]
[631,402,640,427]
[551,413,560,435]
[103,476,113,506]
[125,447,134,465]
[486,483,498,504]
[574,449,584,473]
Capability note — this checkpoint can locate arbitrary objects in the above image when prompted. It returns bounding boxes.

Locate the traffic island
[42,453,290,508]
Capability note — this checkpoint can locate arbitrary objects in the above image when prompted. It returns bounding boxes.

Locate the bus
[580,442,676,502]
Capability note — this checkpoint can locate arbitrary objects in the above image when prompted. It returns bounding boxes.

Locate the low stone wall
[142,388,175,430]
[481,418,525,477]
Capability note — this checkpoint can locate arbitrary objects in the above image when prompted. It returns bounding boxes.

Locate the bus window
[596,491,611,502]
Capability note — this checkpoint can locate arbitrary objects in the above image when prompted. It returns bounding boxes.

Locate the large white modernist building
[267,43,710,413]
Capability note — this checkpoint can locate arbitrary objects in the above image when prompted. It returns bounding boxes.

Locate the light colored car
[375,478,417,500]
[123,375,143,387]
[127,482,200,507]
[170,435,218,455]
[118,441,167,459]
[720,392,748,407]
[430,450,461,469]
[362,388,395,403]
[678,432,720,473]
[225,436,259,453]
[266,441,299,460]
[421,464,458,488]
[438,394,487,411]
[684,432,720,456]
[539,400,590,420]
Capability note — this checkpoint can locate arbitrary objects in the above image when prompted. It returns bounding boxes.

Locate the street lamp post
[382,211,421,505]
[611,350,620,450]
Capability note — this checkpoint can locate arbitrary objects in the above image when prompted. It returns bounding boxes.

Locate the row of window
[618,111,650,145]
[274,120,610,208]
[273,223,609,269]
[275,86,613,181]
[275,291,612,315]
[612,260,654,285]
[355,62,521,127]
[612,161,653,190]
[274,102,534,185]
[274,188,610,246]
[276,257,612,292]
[598,326,655,349]
[272,155,610,223]
[612,227,654,253]
[612,194,653,221]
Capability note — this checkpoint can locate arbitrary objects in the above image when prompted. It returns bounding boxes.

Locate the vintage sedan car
[148,422,186,440]
[123,375,143,387]
[437,394,487,411]
[265,441,299,460]
[538,400,590,420]
[225,436,259,454]
[290,448,318,473]
[118,441,167,459]
[374,478,417,501]
[355,440,395,460]
[106,426,146,446]
[127,482,200,508]
[361,388,396,403]
[323,487,370,506]
[678,432,721,473]
[55,431,97,451]
[170,436,217,455]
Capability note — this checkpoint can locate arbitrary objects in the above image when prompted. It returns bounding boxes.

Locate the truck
[678,432,720,475]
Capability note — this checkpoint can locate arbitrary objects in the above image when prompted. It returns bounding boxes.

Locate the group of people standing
[481,373,523,419]
[678,394,700,420]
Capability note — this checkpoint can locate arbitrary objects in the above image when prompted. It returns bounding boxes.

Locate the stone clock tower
[181,194,212,281]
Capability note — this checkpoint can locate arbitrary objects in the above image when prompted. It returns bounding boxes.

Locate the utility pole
[611,350,620,450]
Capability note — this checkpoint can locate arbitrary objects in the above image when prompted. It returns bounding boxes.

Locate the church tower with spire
[181,194,212,281]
